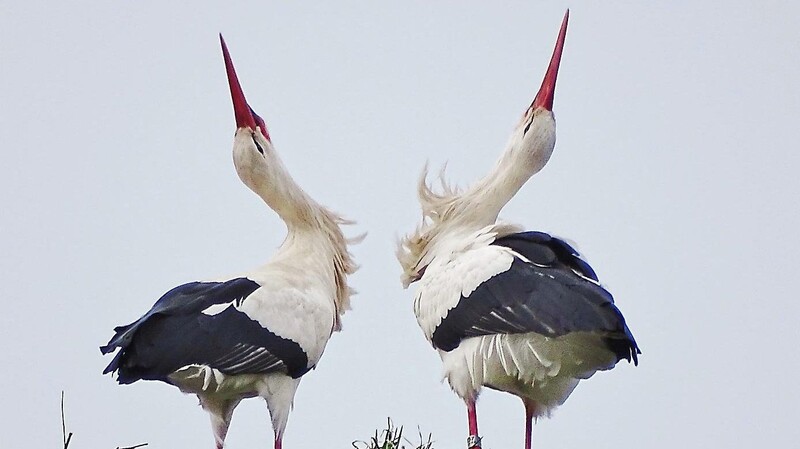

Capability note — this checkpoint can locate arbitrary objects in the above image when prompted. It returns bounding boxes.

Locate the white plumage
[398,11,639,449]
[101,35,358,449]
[413,227,515,339]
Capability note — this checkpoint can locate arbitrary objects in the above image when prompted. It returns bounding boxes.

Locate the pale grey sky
[2,1,799,448]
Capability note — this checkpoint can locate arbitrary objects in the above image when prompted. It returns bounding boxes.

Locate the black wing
[431,231,640,365]
[100,278,310,384]
[495,231,599,281]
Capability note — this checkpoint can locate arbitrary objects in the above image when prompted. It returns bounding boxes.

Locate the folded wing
[101,278,310,384]
[431,232,640,364]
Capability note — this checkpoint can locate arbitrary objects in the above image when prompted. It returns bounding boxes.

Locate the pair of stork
[101,11,639,449]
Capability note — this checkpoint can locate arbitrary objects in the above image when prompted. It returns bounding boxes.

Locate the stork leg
[199,396,241,449]
[466,399,482,449]
[262,376,300,449]
[522,398,538,449]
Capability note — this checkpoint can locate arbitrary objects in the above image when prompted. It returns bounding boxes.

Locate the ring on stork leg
[467,434,482,449]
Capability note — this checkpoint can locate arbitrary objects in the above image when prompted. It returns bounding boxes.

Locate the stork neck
[461,114,555,224]
[257,164,321,231]
[277,226,335,266]
[234,146,322,230]
[463,148,538,224]
[269,209,356,332]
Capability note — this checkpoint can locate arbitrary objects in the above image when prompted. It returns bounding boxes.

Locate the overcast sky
[2,1,799,448]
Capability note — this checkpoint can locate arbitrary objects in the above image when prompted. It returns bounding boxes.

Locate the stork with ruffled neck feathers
[397,11,640,449]
[101,35,358,449]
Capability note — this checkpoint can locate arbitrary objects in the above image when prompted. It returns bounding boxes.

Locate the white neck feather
[462,110,556,225]
[397,110,556,284]
[232,131,323,231]
[232,130,359,330]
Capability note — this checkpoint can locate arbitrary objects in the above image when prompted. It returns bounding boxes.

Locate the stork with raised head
[397,11,640,449]
[100,35,359,449]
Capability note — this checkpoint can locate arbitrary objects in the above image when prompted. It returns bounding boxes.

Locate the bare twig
[61,391,73,449]
[60,390,147,449]
[405,427,433,449]
[353,419,432,449]
[117,444,149,449]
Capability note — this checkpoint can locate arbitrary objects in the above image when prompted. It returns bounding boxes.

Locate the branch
[117,444,149,449]
[61,391,73,449]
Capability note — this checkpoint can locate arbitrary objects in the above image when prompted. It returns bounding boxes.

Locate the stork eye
[251,134,265,156]
[523,111,535,135]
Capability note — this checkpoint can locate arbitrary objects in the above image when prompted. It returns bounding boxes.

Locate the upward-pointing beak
[531,10,569,111]
[220,34,257,130]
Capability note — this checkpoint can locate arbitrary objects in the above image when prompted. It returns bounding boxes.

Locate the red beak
[220,34,257,130]
[531,10,569,111]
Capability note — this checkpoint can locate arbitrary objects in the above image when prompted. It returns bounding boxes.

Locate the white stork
[100,35,359,449]
[397,11,639,449]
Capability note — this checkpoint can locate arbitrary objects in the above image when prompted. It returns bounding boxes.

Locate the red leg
[523,399,538,449]
[274,435,282,449]
[467,399,481,449]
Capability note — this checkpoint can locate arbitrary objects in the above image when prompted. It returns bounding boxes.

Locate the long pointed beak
[531,10,569,111]
[220,34,257,130]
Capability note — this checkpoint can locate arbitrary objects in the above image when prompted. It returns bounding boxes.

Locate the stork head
[506,9,568,175]
[397,11,570,287]
[220,34,276,194]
